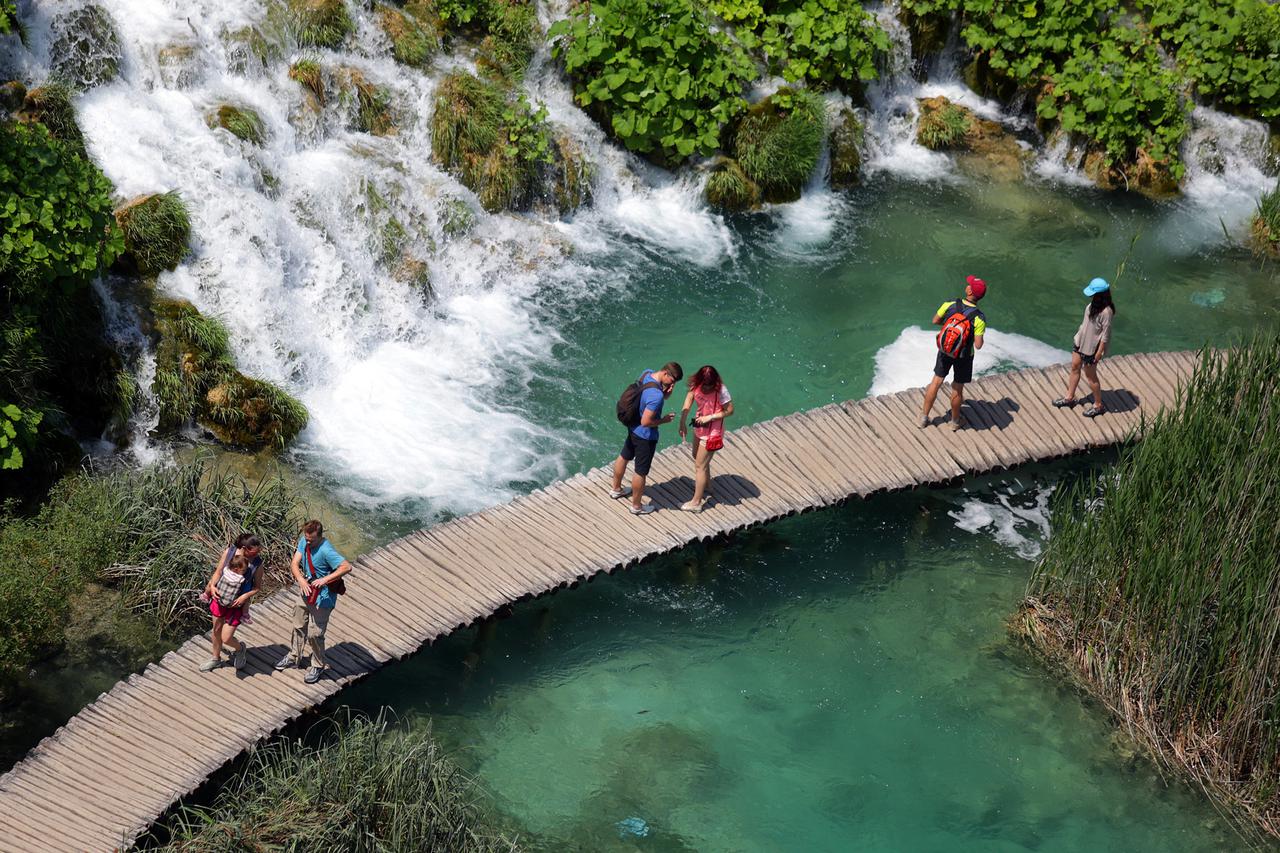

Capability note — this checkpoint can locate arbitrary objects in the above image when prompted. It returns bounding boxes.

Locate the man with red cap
[920,275,987,430]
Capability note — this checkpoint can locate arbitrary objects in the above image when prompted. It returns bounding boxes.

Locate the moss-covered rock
[16,84,85,152]
[917,97,1029,182]
[223,26,272,74]
[115,192,192,275]
[1083,146,1180,198]
[337,68,395,136]
[288,58,325,110]
[704,157,760,212]
[203,375,308,449]
[961,54,1018,104]
[431,71,545,212]
[289,0,353,48]
[207,104,267,145]
[549,133,594,215]
[899,6,950,61]
[916,96,971,150]
[50,4,122,90]
[157,43,200,89]
[439,196,475,237]
[475,0,538,82]
[828,107,864,190]
[732,89,825,204]
[0,80,25,112]
[376,2,440,68]
[1251,182,1279,257]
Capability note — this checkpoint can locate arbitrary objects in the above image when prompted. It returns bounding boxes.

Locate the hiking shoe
[1082,405,1106,418]
[608,487,631,499]
[304,666,326,684]
[274,653,298,671]
[680,500,703,512]
[1052,397,1075,408]
[199,658,221,673]
[629,503,655,515]
[233,646,247,670]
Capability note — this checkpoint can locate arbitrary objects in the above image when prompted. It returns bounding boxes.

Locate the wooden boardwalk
[0,352,1197,851]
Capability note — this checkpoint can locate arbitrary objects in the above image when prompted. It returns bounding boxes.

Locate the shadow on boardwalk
[963,388,1141,430]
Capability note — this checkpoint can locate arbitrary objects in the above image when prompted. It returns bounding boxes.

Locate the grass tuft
[289,0,354,48]
[377,2,441,68]
[208,104,267,145]
[288,58,325,103]
[733,89,825,204]
[704,156,760,211]
[1251,181,1279,257]
[17,83,85,153]
[115,191,192,275]
[917,97,973,150]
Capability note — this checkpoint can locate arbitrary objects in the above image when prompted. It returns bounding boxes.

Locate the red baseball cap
[965,275,987,300]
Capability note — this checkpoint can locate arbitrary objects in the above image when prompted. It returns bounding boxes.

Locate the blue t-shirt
[631,370,665,441]
[297,536,347,609]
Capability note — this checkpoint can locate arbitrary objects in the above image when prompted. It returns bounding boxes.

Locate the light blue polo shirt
[632,369,665,441]
[298,536,347,609]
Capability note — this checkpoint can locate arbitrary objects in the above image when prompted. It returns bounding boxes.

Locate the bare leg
[1062,351,1083,401]
[1083,362,1103,408]
[210,616,225,659]
[221,622,242,653]
[921,375,945,421]
[631,472,647,509]
[691,443,715,504]
[950,383,966,423]
[611,455,628,491]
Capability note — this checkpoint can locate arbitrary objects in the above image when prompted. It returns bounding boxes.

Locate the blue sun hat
[1083,277,1110,296]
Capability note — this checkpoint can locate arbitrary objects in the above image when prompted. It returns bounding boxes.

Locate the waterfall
[1180,106,1276,231]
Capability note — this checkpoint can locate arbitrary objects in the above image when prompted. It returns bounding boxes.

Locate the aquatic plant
[549,0,756,164]
[732,89,825,203]
[115,191,191,275]
[377,2,440,68]
[49,3,122,90]
[150,709,520,852]
[704,157,760,211]
[1252,181,1280,256]
[916,97,972,150]
[288,58,325,104]
[1020,328,1280,836]
[208,104,266,145]
[289,0,354,48]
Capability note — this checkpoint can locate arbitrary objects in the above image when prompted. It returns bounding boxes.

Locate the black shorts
[620,431,658,477]
[1072,345,1097,366]
[933,352,974,385]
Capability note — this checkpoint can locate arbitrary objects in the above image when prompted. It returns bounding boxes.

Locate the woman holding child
[199,534,263,672]
[679,365,734,512]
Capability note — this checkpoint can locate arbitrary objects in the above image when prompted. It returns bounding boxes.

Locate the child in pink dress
[678,365,735,512]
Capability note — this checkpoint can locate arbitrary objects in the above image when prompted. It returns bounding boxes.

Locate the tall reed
[150,709,520,852]
[1019,327,1280,835]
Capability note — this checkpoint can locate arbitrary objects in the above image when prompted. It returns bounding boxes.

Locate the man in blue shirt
[610,361,682,515]
[274,519,352,683]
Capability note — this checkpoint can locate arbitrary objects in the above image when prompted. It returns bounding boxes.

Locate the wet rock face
[50,4,123,90]
[704,156,760,212]
[828,107,864,190]
[0,80,25,112]
[1083,147,1179,198]
[156,43,200,89]
[916,96,1029,182]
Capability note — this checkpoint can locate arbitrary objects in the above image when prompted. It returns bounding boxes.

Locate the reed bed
[1018,328,1280,836]
[150,709,520,853]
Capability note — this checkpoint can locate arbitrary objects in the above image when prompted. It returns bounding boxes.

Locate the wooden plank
[818,403,914,491]
[856,396,962,484]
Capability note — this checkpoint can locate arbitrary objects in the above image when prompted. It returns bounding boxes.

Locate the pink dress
[693,384,731,448]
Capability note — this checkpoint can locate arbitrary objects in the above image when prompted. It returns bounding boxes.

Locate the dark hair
[1089,289,1115,318]
[235,533,261,549]
[662,361,683,381]
[688,365,722,395]
[303,519,324,536]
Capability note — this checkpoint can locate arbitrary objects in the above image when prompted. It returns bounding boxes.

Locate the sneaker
[1052,397,1075,408]
[199,658,221,672]
[918,416,930,429]
[304,665,326,684]
[233,646,247,670]
[1082,405,1106,418]
[629,503,655,515]
[680,500,703,512]
[608,487,631,499]
[274,653,298,671]
[950,416,965,431]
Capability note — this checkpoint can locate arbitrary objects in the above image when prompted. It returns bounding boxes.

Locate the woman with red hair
[678,365,735,512]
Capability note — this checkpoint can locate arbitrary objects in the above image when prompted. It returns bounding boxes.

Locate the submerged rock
[916,96,1028,182]
[50,4,123,90]
[114,192,192,275]
[733,89,825,204]
[828,106,865,190]
[704,156,760,212]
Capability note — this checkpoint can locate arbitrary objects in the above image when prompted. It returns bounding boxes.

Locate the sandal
[1082,405,1105,418]
[680,500,703,512]
[1052,397,1075,408]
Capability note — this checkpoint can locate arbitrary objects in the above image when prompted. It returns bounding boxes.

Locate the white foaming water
[1180,106,1275,231]
[869,326,1067,396]
[948,481,1054,560]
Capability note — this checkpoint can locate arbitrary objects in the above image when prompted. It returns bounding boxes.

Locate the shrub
[49,3,123,90]
[0,402,41,470]
[733,89,825,203]
[288,0,354,48]
[704,157,760,211]
[115,191,192,275]
[0,0,17,36]
[1020,329,1280,836]
[549,0,756,164]
[376,2,440,68]
[916,97,972,150]
[149,710,520,852]
[208,104,266,145]
[288,58,325,103]
[1252,182,1280,256]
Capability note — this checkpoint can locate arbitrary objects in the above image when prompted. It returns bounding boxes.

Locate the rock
[917,96,1028,182]
[203,374,308,449]
[337,67,395,136]
[207,104,267,145]
[157,43,200,89]
[439,196,475,237]
[223,26,271,74]
[0,80,25,112]
[288,59,325,112]
[704,157,760,212]
[114,192,192,275]
[1082,147,1180,198]
[733,88,825,204]
[899,7,950,61]
[961,55,1018,104]
[391,255,434,299]
[1268,131,1280,175]
[548,133,594,215]
[50,4,122,90]
[376,2,439,68]
[1082,150,1118,191]
[288,0,353,48]
[916,96,972,150]
[828,107,864,190]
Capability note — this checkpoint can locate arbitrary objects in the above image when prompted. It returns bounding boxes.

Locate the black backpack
[616,374,661,428]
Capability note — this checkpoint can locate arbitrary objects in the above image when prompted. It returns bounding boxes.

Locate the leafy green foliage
[549,0,756,163]
[733,89,826,203]
[709,0,890,88]
[116,191,191,275]
[149,710,519,852]
[1141,0,1280,120]
[0,0,17,36]
[0,402,41,470]
[917,99,972,149]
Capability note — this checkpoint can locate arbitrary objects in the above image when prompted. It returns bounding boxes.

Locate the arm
[313,560,353,585]
[205,564,223,597]
[973,334,984,351]
[290,548,313,597]
[931,312,945,326]
[640,407,673,427]
[678,391,694,440]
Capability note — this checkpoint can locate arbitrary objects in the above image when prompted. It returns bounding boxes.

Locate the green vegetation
[115,191,192,275]
[0,0,17,36]
[827,107,864,189]
[49,3,122,89]
[1020,330,1280,836]
[1253,181,1279,256]
[0,456,301,683]
[704,157,760,211]
[0,403,41,470]
[916,97,972,150]
[150,710,519,852]
[208,104,266,145]
[430,71,552,212]
[288,58,325,104]
[15,84,84,153]
[733,89,825,203]
[708,0,890,89]
[550,0,756,165]
[434,0,537,81]
[376,1,441,68]
[288,0,354,48]
[551,134,594,215]
[338,68,395,135]
[152,299,308,450]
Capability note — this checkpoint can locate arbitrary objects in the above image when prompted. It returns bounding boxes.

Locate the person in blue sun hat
[1053,277,1115,417]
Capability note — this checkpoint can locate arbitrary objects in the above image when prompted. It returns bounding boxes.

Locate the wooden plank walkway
[0,352,1198,851]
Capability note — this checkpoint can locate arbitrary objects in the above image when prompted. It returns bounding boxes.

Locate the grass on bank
[148,709,520,852]
[1019,327,1280,836]
[1252,181,1279,256]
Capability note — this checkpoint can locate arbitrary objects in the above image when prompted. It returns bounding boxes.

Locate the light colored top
[693,384,732,441]
[1073,305,1114,356]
